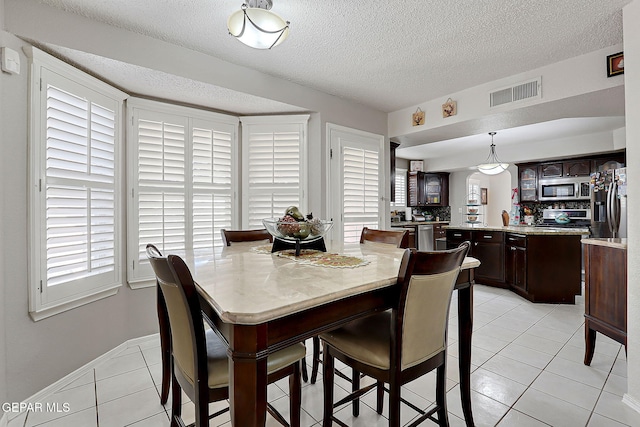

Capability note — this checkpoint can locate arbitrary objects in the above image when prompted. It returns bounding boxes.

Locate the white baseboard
[4,334,159,423]
[622,392,640,415]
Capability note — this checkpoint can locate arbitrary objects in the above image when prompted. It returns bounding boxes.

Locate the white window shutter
[342,146,379,243]
[392,167,407,208]
[242,115,309,229]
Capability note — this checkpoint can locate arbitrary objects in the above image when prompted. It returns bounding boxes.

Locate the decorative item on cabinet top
[442,98,457,118]
[412,107,425,126]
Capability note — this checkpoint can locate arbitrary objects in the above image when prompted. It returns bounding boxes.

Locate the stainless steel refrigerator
[590,167,627,238]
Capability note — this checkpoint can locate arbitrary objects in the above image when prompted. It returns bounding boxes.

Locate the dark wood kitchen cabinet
[447,228,584,302]
[518,164,538,202]
[407,172,449,207]
[539,162,564,178]
[471,231,505,287]
[390,141,400,202]
[505,233,527,291]
[446,229,505,287]
[583,240,627,365]
[563,159,591,177]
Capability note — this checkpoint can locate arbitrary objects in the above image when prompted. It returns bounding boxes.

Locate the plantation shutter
[392,168,407,207]
[28,48,126,319]
[242,116,309,229]
[128,99,238,286]
[342,146,380,243]
[136,114,187,266]
[45,85,117,290]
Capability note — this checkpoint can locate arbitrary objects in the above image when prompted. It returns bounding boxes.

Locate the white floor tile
[25,382,96,426]
[28,407,97,427]
[97,387,166,427]
[470,368,527,407]
[587,412,631,427]
[94,351,147,381]
[96,366,156,405]
[530,371,601,411]
[593,391,640,427]
[480,354,542,386]
[544,357,609,389]
[513,388,591,427]
[497,409,550,426]
[604,372,628,397]
[126,411,170,426]
[447,384,510,427]
[498,342,554,370]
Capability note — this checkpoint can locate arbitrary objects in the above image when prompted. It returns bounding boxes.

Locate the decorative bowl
[467,215,478,222]
[555,214,570,224]
[423,214,434,221]
[468,208,478,214]
[262,218,333,242]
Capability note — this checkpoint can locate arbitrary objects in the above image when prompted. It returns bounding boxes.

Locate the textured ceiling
[36,0,630,113]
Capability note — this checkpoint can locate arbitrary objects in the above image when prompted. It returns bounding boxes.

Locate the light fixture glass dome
[477,132,509,175]
[228,1,290,49]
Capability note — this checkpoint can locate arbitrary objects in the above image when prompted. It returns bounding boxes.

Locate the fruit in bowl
[263,207,333,241]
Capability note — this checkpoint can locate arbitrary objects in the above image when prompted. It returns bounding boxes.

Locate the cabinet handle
[474,242,478,246]
[483,235,493,239]
[510,246,516,251]
[453,233,462,237]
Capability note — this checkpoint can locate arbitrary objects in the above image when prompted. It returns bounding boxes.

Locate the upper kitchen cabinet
[407,171,449,207]
[563,159,591,177]
[518,163,538,202]
[540,160,591,178]
[593,152,625,171]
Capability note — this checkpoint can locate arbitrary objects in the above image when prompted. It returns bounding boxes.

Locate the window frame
[126,98,239,289]
[240,115,310,229]
[27,47,127,321]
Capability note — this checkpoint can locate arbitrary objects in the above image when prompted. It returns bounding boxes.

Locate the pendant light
[477,132,509,175]
[227,0,290,49]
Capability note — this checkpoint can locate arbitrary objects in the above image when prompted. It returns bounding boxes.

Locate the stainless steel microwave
[538,177,591,201]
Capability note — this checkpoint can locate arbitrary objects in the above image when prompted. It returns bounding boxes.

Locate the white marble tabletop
[180,242,479,325]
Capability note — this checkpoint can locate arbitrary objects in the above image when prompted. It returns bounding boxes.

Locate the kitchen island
[446,224,589,303]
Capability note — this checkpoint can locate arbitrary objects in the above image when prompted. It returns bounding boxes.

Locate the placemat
[252,245,369,268]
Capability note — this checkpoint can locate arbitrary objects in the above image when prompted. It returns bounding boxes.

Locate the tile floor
[7,284,638,427]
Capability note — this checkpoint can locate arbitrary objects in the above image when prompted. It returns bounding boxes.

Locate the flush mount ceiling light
[227,0,290,49]
[477,132,509,175]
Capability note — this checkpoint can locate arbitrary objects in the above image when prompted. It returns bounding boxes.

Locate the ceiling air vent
[490,77,541,108]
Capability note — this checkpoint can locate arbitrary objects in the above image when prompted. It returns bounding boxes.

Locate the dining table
[174,241,480,426]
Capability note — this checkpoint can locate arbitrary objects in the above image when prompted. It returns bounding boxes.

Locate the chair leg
[169,372,182,427]
[311,336,321,384]
[436,364,450,427]
[195,390,209,427]
[352,369,360,417]
[301,358,308,382]
[157,286,171,405]
[289,362,301,427]
[322,344,335,427]
[376,380,384,414]
[388,378,401,427]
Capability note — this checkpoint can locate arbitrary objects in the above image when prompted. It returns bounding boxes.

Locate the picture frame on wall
[480,188,488,205]
[606,52,624,77]
[410,160,424,172]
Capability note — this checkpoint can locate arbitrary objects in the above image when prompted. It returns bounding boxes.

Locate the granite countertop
[582,237,627,249]
[444,224,590,236]
[391,221,450,227]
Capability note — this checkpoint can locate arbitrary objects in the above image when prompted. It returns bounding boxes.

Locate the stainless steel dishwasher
[417,224,434,251]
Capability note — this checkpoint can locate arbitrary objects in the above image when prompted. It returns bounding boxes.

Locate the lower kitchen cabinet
[505,233,527,291]
[447,228,583,303]
[446,229,505,287]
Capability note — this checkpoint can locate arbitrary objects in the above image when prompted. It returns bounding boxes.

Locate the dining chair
[307,227,410,384]
[360,227,410,248]
[220,228,273,246]
[147,244,172,405]
[146,244,305,427]
[320,242,470,427]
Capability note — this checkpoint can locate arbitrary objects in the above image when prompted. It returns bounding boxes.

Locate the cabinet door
[563,160,591,177]
[539,162,563,178]
[506,246,527,290]
[472,231,504,283]
[519,165,538,202]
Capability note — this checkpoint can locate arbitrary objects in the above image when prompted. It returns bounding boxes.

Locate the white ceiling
[18,0,632,151]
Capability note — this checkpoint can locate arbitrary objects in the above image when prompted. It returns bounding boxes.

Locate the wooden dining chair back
[307,226,410,385]
[146,244,305,427]
[147,244,172,405]
[360,227,409,248]
[320,242,470,427]
[221,228,273,246]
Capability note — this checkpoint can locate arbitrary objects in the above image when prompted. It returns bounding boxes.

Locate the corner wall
[1,0,9,413]
[623,0,640,412]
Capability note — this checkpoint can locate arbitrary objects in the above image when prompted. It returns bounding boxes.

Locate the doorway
[466,171,511,227]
